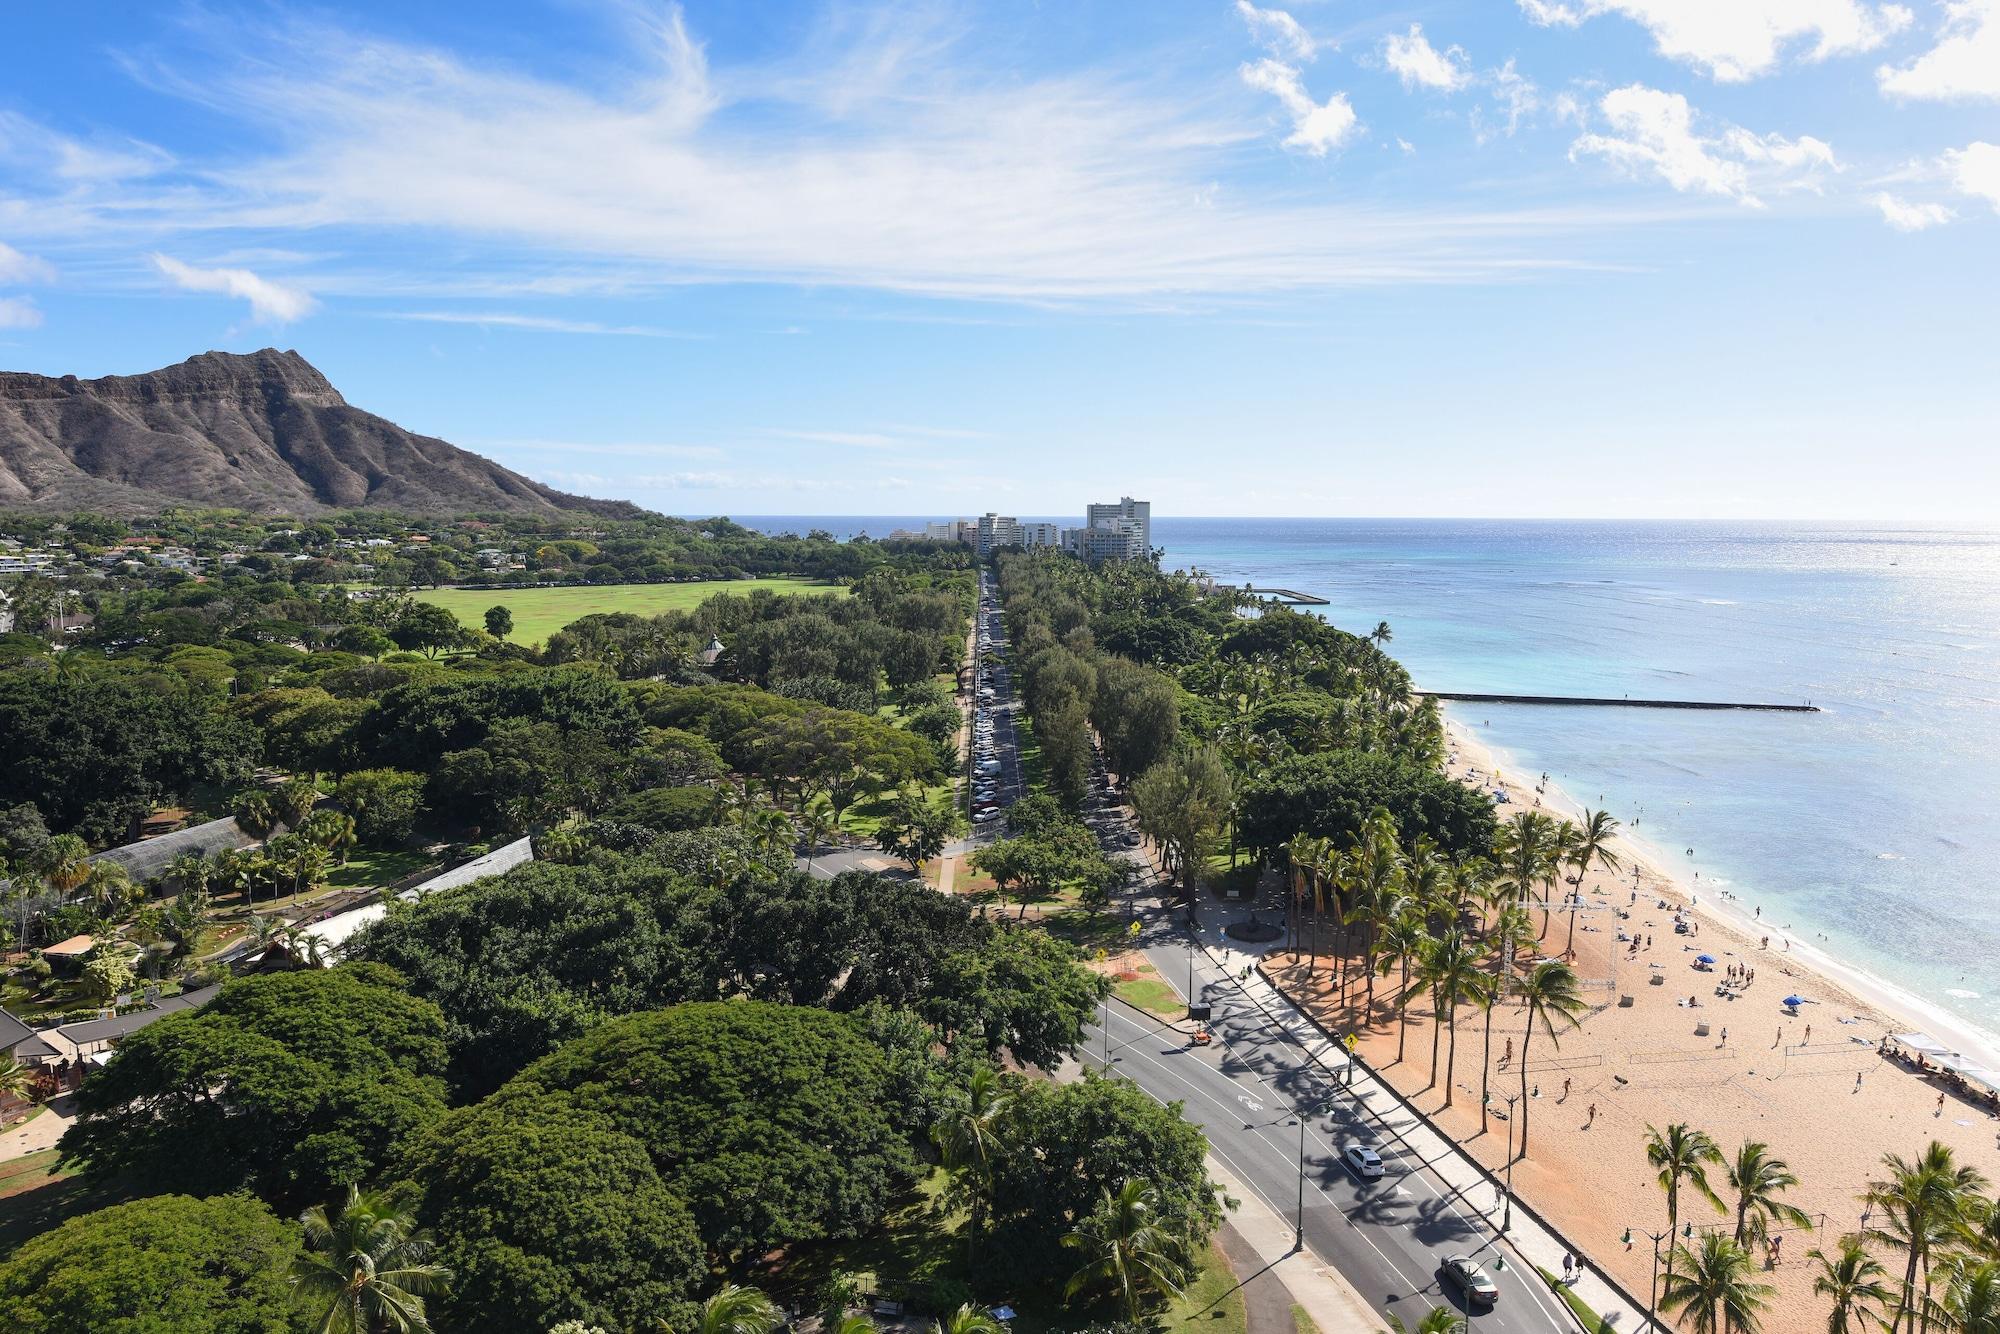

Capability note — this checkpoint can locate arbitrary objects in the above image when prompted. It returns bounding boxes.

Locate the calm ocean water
[736,516,2000,1038]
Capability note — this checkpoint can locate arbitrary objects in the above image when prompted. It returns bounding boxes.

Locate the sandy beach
[1261,717,2000,1334]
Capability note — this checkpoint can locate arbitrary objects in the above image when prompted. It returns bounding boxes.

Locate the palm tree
[1865,1142,1991,1334]
[1479,903,1535,1131]
[38,833,91,900]
[930,1305,1004,1334]
[166,849,214,902]
[931,1066,1011,1253]
[1649,1123,1728,1287]
[1728,1141,1813,1247]
[1062,1178,1192,1323]
[1514,959,1587,1153]
[691,1284,784,1334]
[1811,1237,1896,1334]
[290,1185,451,1334]
[1493,810,1557,924]
[0,1056,38,1104]
[1370,621,1393,648]
[1415,928,1492,1105]
[1660,1232,1775,1334]
[1932,1257,2000,1334]
[82,859,133,915]
[1377,912,1432,1064]
[1387,1310,1467,1334]
[1564,808,1623,957]
[299,810,358,866]
[800,795,839,871]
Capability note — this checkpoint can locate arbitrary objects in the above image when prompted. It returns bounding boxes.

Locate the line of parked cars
[970,586,1009,825]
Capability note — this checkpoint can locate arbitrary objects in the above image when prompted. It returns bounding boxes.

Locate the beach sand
[1260,718,2000,1334]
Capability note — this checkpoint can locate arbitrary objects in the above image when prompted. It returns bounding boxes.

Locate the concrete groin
[1247,587,1330,605]
[1418,691,1818,713]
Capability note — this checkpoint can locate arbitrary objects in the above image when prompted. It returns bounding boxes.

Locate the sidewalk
[1194,916,1649,1334]
[1204,1155,1384,1334]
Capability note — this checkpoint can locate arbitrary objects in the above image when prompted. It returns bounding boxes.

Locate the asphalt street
[1086,949,1572,1334]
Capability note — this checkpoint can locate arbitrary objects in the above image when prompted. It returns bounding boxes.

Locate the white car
[1342,1145,1385,1179]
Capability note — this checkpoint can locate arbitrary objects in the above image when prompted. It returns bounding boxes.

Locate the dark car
[1440,1257,1499,1307]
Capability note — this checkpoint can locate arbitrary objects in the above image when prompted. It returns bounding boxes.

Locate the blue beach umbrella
[1696,954,1716,965]
[1784,994,1807,1007]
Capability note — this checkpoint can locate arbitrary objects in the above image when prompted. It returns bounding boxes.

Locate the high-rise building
[1018,521,1063,548]
[1064,522,1145,564]
[976,513,1023,555]
[1084,496,1151,554]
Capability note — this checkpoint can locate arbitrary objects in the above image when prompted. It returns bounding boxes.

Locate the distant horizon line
[691,513,1989,526]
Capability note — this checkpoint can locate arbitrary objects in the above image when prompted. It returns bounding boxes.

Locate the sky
[1,1,1996,521]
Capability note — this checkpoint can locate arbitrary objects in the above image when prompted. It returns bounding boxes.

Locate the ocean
[735,516,2000,1043]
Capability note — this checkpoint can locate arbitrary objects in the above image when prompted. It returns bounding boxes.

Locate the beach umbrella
[1784,994,1807,1007]
[1696,954,1716,965]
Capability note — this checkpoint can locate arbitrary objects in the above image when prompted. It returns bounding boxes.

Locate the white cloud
[1570,84,1838,205]
[0,8,1674,301]
[1872,192,1955,228]
[1235,1,1319,61]
[1879,0,2000,100]
[151,254,317,323]
[1240,59,1362,155]
[1519,0,1914,81]
[387,310,703,338]
[0,297,42,329]
[0,242,55,285]
[1396,137,1417,154]
[1382,25,1473,92]
[763,428,902,449]
[1477,60,1541,141]
[1946,140,2000,209]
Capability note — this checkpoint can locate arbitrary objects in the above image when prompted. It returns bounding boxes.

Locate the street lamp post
[1624,1226,1670,1333]
[1295,1090,1337,1251]
[1501,1093,1520,1233]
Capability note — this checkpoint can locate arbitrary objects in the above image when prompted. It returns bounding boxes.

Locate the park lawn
[415,577,847,644]
[325,847,436,892]
[1161,1240,1250,1334]
[1290,1303,1322,1334]
[0,1150,132,1257]
[1115,973,1187,1020]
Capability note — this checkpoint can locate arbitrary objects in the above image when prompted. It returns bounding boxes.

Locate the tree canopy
[402,1090,704,1334]
[60,964,449,1209]
[1236,748,1496,863]
[492,1001,919,1260]
[0,1193,304,1334]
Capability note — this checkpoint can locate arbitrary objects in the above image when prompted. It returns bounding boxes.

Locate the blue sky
[1,1,1996,520]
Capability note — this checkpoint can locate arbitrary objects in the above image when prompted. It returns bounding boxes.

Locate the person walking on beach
[1587,1102,1597,1127]
[1938,1092,1947,1115]
[1562,1077,1572,1101]
[1856,1071,1865,1092]
[1503,1038,1514,1066]
[1720,1027,1728,1046]
[1804,1024,1812,1043]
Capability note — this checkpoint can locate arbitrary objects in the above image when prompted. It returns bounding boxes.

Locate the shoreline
[1442,711,2000,1075]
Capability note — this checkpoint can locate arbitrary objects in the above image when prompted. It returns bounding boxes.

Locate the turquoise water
[1152,518,2000,1040]
[738,516,2000,1038]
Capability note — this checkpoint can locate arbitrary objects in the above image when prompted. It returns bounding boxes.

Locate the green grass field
[414,577,847,644]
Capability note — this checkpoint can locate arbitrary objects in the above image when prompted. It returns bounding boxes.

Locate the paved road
[1085,926,1572,1334]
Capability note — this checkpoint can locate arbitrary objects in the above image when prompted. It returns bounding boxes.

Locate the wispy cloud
[0,5,1677,303]
[1240,58,1362,155]
[1519,0,1913,83]
[151,253,316,322]
[1878,0,2000,101]
[0,242,56,285]
[0,297,43,330]
[1235,1,1320,62]
[1382,25,1473,93]
[1873,192,1954,229]
[386,310,707,338]
[1570,85,1838,207]
[763,428,904,450]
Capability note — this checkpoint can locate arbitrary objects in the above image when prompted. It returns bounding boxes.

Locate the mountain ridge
[0,349,641,518]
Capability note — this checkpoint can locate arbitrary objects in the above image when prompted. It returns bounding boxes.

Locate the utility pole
[1502,1093,1520,1232]
[1622,1226,1670,1333]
